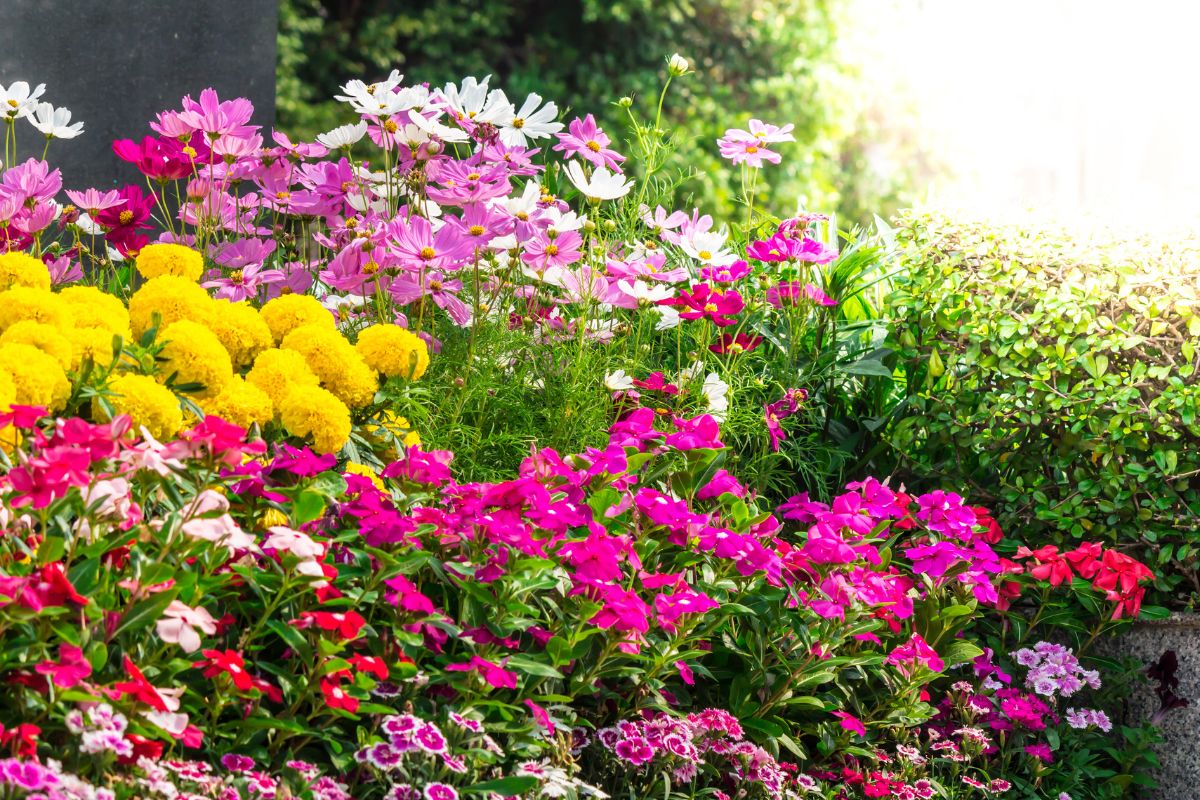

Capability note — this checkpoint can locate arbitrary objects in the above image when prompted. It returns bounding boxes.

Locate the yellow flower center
[516,212,529,221]
[363,261,379,275]
[276,191,291,200]
[466,172,481,181]
[586,141,601,152]
[545,244,559,256]
[698,250,712,260]
[746,145,759,154]
[419,247,436,260]
[118,210,134,225]
[182,146,197,158]
[512,118,525,129]
[383,119,399,133]
[6,100,17,108]
[729,343,744,354]
[430,279,443,290]
[230,270,245,284]
[469,225,485,236]
[703,303,718,312]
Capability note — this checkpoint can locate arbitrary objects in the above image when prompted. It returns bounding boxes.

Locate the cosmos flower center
[118,210,134,225]
[230,270,245,284]
[362,261,379,275]
[469,225,485,236]
[728,343,744,353]
[703,303,718,312]
[430,279,443,291]
[545,244,559,256]
[746,145,759,154]
[585,140,601,152]
[512,118,525,129]
[419,247,436,260]
[698,250,712,260]
[383,119,398,133]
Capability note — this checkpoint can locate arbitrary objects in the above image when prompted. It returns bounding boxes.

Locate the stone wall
[0,0,278,191]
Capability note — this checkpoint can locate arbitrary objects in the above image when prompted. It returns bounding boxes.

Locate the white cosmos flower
[29,102,84,139]
[316,121,368,149]
[334,72,407,115]
[604,370,635,391]
[499,93,563,147]
[655,305,681,331]
[702,372,730,421]
[544,207,587,234]
[439,76,514,126]
[408,109,470,143]
[680,228,737,265]
[0,81,46,121]
[565,162,633,202]
[617,279,674,304]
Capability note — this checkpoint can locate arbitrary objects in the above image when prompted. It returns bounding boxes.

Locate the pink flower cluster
[1011,641,1101,699]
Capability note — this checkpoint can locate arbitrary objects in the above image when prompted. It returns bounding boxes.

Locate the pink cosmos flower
[717,136,781,167]
[156,601,218,653]
[521,230,582,272]
[64,188,125,215]
[553,114,626,171]
[700,259,751,283]
[747,233,838,264]
[661,283,744,327]
[203,237,284,301]
[386,214,474,273]
[177,88,258,141]
[766,281,837,308]
[389,270,472,326]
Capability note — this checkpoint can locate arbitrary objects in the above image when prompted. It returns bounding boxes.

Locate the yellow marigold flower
[0,369,15,411]
[0,288,73,333]
[260,294,334,345]
[203,376,274,429]
[257,508,289,530]
[365,410,421,447]
[157,319,233,399]
[128,276,212,339]
[63,327,116,372]
[206,300,272,369]
[355,324,430,380]
[0,252,51,291]
[280,324,378,408]
[0,321,72,370]
[59,286,130,337]
[344,461,385,491]
[278,384,351,454]
[135,243,205,282]
[0,343,71,411]
[95,373,182,440]
[246,348,320,407]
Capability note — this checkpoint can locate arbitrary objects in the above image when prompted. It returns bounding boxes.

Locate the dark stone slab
[0,0,278,192]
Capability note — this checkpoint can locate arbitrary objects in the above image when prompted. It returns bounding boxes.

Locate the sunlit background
[845,0,1200,230]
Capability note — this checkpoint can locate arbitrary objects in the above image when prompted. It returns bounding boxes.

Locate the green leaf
[114,590,179,638]
[462,777,539,795]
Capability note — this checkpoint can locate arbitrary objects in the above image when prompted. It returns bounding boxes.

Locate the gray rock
[1103,614,1200,800]
[0,0,277,191]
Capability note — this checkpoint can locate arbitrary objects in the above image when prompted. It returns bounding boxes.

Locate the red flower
[1016,545,1073,586]
[348,654,389,680]
[0,723,40,757]
[112,135,197,181]
[113,656,170,711]
[320,676,359,713]
[1092,549,1154,619]
[93,185,155,254]
[250,674,283,703]
[119,734,164,764]
[297,610,366,640]
[970,506,1003,544]
[1064,542,1104,579]
[193,649,255,692]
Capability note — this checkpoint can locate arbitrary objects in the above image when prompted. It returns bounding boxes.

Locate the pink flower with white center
[156,601,218,653]
[65,188,125,215]
[521,230,582,272]
[423,783,458,800]
[389,270,472,326]
[614,736,655,765]
[264,525,325,560]
[413,722,448,754]
[553,114,626,171]
[177,490,257,552]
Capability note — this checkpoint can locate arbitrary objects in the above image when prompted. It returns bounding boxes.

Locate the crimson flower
[114,656,170,711]
[661,283,744,327]
[94,184,155,253]
[709,332,762,355]
[297,610,366,640]
[320,675,359,713]
[193,649,255,692]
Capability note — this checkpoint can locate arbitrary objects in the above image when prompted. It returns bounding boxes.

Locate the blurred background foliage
[276,0,921,225]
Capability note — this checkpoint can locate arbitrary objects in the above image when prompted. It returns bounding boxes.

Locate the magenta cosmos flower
[521,229,582,271]
[660,283,744,327]
[389,270,471,326]
[553,114,626,171]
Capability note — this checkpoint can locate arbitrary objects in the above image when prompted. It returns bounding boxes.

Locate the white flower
[334,71,407,115]
[499,93,563,147]
[544,207,587,234]
[565,162,632,202]
[702,372,730,421]
[438,76,514,125]
[408,109,470,143]
[667,53,692,77]
[0,81,46,121]
[617,279,674,304]
[680,228,737,265]
[655,305,681,330]
[605,370,635,391]
[28,102,83,139]
[316,121,368,149]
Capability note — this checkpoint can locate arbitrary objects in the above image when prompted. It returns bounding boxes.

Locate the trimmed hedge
[886,211,1200,601]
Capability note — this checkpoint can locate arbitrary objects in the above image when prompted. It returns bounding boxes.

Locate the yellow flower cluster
[0,245,430,457]
[135,243,205,282]
[355,324,430,380]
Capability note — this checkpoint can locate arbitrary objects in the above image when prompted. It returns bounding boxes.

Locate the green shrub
[886,211,1200,602]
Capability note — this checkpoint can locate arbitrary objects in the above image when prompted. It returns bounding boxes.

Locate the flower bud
[667,53,691,77]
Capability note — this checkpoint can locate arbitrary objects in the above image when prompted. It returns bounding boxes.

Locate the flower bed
[0,69,1167,799]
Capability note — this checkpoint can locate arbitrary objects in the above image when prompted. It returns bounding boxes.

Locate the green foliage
[885,211,1200,602]
[275,0,904,224]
